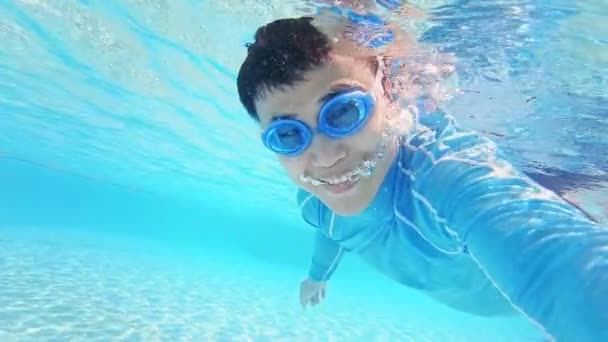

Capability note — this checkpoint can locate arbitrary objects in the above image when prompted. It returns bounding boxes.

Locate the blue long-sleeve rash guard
[296,110,608,341]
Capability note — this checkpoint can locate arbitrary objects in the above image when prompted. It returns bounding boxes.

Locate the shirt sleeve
[407,114,608,341]
[297,189,345,282]
[308,230,345,282]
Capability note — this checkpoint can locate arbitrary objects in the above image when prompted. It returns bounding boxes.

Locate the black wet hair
[236,17,332,120]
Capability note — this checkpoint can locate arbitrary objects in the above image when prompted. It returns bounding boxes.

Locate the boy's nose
[310,135,347,168]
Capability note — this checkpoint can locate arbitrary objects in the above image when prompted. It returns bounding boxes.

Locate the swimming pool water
[1,0,606,340]
[1,226,543,341]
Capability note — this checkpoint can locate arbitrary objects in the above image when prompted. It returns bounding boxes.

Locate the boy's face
[255,54,398,216]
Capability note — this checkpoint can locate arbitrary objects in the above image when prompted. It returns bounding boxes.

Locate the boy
[236,15,607,341]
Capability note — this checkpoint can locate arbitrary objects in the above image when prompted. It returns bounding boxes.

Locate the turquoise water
[1,0,606,341]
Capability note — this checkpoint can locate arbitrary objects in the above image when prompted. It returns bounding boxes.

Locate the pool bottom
[0,227,543,341]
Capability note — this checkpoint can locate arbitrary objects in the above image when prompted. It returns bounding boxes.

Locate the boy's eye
[277,127,303,147]
[325,100,361,128]
[278,127,297,137]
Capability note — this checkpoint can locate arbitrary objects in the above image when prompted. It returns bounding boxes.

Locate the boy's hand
[299,278,327,308]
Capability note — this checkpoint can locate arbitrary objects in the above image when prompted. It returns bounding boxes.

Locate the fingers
[300,288,311,308]
[301,291,324,308]
[310,287,326,307]
[310,293,318,307]
[300,280,328,309]
[300,288,308,308]
[316,290,322,304]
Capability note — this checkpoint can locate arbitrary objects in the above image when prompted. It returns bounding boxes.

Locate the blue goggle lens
[324,98,365,131]
[321,90,374,137]
[273,125,303,150]
[263,120,311,156]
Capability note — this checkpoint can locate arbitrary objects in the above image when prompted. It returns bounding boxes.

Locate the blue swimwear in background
[296,109,608,341]
[375,0,402,11]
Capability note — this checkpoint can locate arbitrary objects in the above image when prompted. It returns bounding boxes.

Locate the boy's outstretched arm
[296,190,345,308]
[407,113,608,341]
[308,230,345,282]
[297,190,345,283]
[300,214,344,307]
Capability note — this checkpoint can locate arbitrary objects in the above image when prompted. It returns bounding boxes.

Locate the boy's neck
[354,136,401,220]
[370,135,400,193]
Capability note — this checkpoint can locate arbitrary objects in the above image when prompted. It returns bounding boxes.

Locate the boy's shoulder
[296,188,324,228]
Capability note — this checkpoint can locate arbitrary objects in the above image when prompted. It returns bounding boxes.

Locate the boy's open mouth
[323,176,360,194]
[299,132,396,191]
[300,159,378,187]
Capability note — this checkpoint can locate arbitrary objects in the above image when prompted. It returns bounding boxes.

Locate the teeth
[323,170,360,185]
[301,163,374,187]
[299,136,393,187]
[300,168,364,187]
[310,179,323,186]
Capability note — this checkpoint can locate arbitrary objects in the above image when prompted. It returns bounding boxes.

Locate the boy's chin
[326,199,370,216]
[314,179,376,216]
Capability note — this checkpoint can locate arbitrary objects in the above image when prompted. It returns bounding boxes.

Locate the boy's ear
[381,75,394,102]
[373,55,395,102]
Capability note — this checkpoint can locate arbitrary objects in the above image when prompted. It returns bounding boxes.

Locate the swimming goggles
[261,89,375,156]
